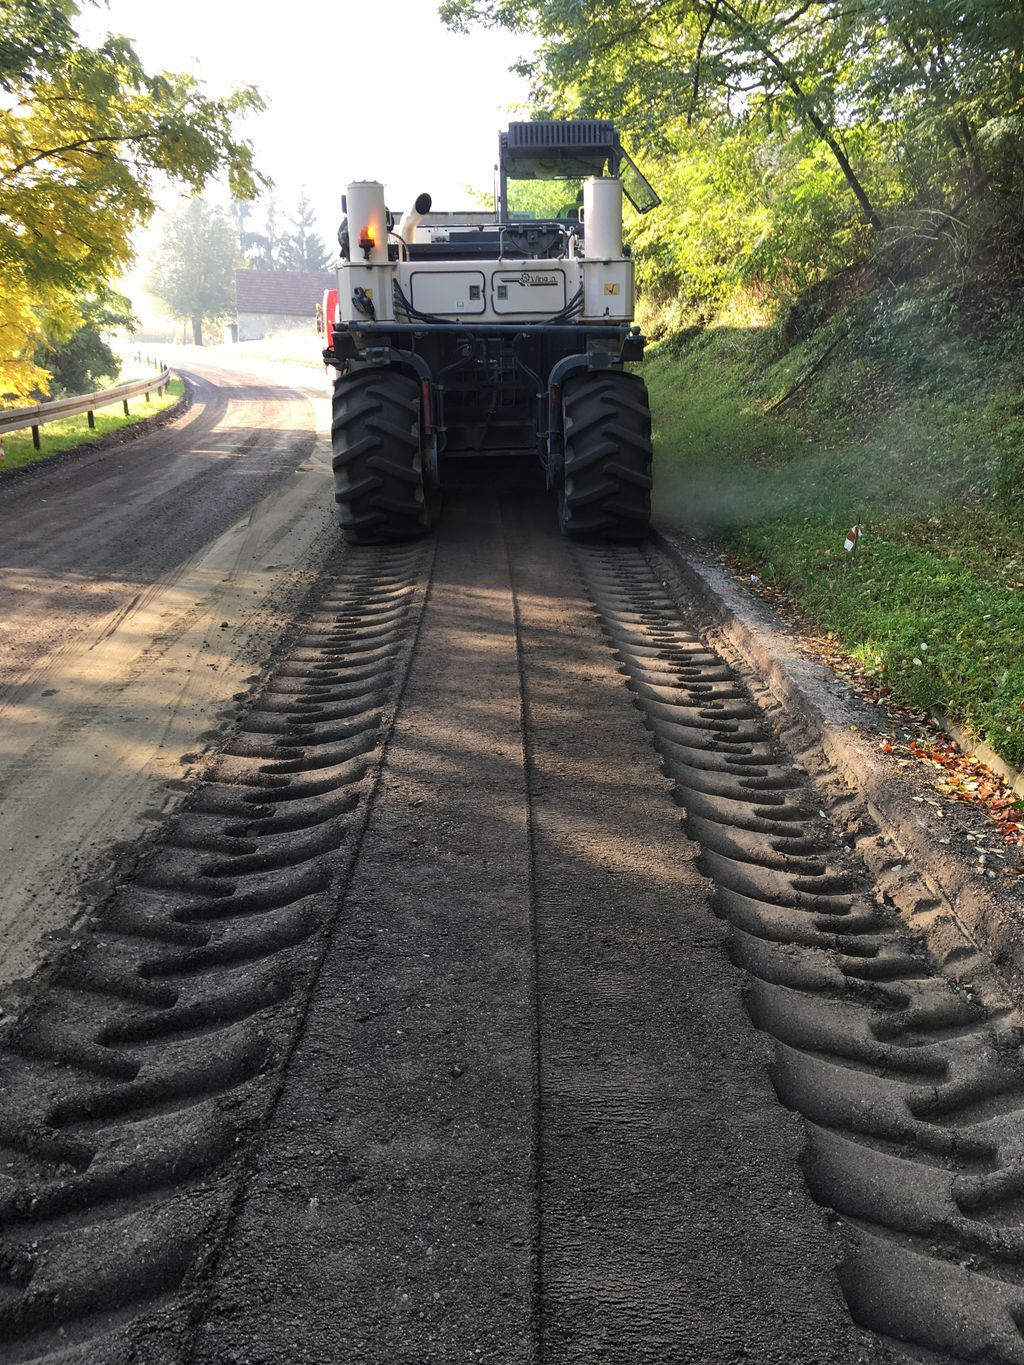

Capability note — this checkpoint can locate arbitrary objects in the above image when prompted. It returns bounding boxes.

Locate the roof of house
[235,270,335,316]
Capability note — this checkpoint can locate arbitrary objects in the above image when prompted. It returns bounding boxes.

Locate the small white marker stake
[844,523,863,555]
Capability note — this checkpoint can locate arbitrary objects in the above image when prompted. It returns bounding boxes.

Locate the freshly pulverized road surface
[0,350,335,1002]
[0,356,1021,1365]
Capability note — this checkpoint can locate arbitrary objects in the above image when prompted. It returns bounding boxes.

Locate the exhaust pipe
[583,177,623,259]
[398,192,432,245]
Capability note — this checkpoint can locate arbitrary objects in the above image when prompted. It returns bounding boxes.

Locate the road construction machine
[322,120,659,544]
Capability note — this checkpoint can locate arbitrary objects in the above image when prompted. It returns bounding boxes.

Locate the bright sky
[78,0,536,245]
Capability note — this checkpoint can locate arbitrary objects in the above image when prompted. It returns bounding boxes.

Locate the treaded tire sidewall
[559,371,653,542]
[331,368,430,545]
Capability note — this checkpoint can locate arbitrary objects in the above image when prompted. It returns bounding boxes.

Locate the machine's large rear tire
[559,371,653,541]
[331,368,430,545]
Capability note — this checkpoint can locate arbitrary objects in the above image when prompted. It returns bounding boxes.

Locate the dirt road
[0,351,335,1003]
[1,451,1020,1361]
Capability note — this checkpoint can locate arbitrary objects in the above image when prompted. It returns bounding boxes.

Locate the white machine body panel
[337,255,632,323]
[408,268,487,316]
[338,263,395,322]
[397,260,582,321]
[581,259,634,320]
[490,264,570,315]
[335,173,635,325]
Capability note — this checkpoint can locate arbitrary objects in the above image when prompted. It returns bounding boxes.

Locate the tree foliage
[234,190,331,271]
[147,198,237,345]
[442,1,1024,318]
[234,193,281,270]
[0,0,266,400]
[35,284,137,395]
[278,190,331,271]
[0,0,77,91]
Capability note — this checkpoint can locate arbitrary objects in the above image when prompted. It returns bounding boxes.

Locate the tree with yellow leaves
[0,0,266,401]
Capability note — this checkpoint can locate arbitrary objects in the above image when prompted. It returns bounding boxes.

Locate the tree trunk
[798,103,883,230]
[191,315,203,346]
[716,0,883,230]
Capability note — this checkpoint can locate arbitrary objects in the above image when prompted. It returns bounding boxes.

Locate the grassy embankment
[646,287,1024,767]
[0,377,185,473]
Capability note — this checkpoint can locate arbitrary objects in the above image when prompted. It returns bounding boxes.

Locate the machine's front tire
[331,368,430,545]
[559,371,653,541]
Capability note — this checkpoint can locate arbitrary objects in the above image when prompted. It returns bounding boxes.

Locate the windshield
[505,156,659,218]
[506,177,583,221]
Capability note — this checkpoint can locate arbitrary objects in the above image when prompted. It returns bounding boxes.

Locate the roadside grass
[0,378,184,473]
[646,297,1024,766]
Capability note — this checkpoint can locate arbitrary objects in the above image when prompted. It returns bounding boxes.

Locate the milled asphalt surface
[188,494,888,1365]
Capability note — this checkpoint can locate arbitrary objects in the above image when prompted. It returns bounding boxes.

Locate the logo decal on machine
[499,273,561,288]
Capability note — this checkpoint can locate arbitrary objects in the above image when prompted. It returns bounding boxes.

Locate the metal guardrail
[0,367,173,449]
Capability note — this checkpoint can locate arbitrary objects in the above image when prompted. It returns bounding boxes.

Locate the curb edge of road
[0,371,192,486]
[652,525,1024,1000]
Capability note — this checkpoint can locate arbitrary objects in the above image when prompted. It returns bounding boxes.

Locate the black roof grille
[500,120,622,182]
[506,120,617,152]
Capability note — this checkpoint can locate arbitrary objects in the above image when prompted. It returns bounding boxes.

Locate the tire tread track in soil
[178,492,875,1365]
[576,543,1024,1365]
[0,542,433,1363]
[6,499,1024,1365]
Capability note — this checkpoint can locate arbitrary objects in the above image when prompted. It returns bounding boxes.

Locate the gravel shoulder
[653,527,1024,1007]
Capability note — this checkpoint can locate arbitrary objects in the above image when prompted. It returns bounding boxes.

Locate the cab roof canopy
[500,120,621,181]
[497,120,661,215]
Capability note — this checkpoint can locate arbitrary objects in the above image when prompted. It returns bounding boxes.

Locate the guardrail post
[0,367,173,445]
